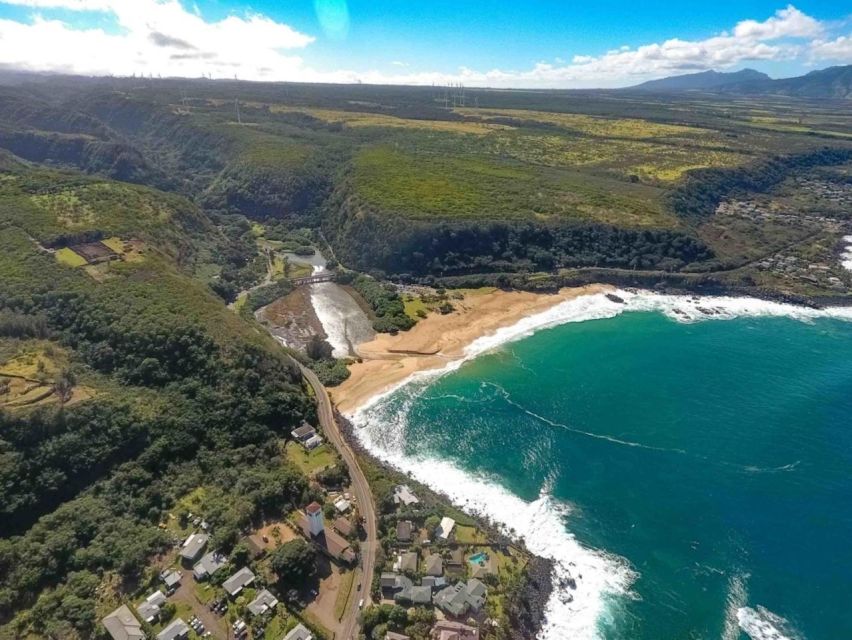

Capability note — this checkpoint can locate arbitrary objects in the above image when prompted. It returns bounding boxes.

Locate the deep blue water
[359,310,852,639]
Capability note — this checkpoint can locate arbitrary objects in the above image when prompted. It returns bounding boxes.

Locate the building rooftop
[396,520,413,542]
[292,423,315,439]
[193,550,228,580]
[296,512,356,564]
[437,517,456,540]
[247,588,279,616]
[179,532,209,562]
[161,569,181,589]
[397,551,418,573]
[431,621,479,640]
[424,553,443,576]
[283,623,313,640]
[222,566,256,597]
[396,584,432,605]
[333,516,353,537]
[156,618,190,640]
[393,485,419,506]
[102,604,145,640]
[386,632,411,640]
[306,502,322,515]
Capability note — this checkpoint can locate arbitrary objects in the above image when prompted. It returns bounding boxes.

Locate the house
[161,569,181,594]
[102,604,145,640]
[465,579,487,611]
[395,551,418,573]
[247,588,279,616]
[283,623,313,640]
[421,576,447,590]
[156,618,190,640]
[333,516,353,537]
[437,517,456,540]
[393,485,419,507]
[291,422,316,442]
[448,548,464,567]
[434,580,487,618]
[430,621,480,640]
[193,550,227,581]
[222,567,256,597]
[386,633,411,640]
[395,585,432,606]
[396,520,413,543]
[334,496,351,513]
[304,434,323,450]
[297,507,357,565]
[424,553,443,576]
[136,590,166,624]
[381,572,401,590]
[179,532,209,564]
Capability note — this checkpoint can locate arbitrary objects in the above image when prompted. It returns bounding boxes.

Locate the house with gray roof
[434,579,488,618]
[396,551,418,573]
[396,520,413,543]
[283,623,313,640]
[381,572,400,590]
[193,550,227,581]
[156,618,190,640]
[160,569,181,593]
[247,588,279,616]
[136,590,166,624]
[421,576,447,590]
[424,553,443,576]
[179,532,208,564]
[393,485,419,507]
[223,566,256,597]
[395,584,432,606]
[102,605,145,640]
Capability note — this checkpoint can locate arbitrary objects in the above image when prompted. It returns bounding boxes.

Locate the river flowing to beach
[348,291,852,640]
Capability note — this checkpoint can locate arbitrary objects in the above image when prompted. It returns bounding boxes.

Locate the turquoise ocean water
[353,293,852,640]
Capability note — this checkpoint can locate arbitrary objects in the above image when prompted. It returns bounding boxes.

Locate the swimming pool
[468,552,487,565]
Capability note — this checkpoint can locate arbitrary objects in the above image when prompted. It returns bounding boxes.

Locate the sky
[0,1,849,88]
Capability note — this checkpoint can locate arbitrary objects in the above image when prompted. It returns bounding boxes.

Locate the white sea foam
[347,289,850,638]
[841,235,852,272]
[354,400,636,640]
[737,605,801,640]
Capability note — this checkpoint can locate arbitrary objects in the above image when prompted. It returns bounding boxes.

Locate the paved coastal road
[292,359,377,640]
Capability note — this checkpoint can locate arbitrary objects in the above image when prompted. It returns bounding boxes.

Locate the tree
[271,539,316,586]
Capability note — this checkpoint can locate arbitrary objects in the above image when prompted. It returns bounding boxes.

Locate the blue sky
[0,1,848,87]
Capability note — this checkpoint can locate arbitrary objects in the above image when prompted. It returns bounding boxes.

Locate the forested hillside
[0,158,314,638]
[0,75,849,301]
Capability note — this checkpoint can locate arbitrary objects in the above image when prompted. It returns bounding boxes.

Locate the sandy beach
[331,284,609,414]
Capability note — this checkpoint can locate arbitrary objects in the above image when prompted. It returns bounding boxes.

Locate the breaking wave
[346,289,849,638]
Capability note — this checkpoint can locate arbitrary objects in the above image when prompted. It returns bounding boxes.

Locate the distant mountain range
[629,65,852,99]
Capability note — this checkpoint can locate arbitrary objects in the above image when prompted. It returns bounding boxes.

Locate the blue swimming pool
[468,552,487,565]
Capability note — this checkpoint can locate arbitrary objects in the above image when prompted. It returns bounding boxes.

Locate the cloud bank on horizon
[0,1,849,87]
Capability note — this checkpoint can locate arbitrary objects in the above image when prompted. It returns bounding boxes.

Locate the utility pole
[235,98,241,124]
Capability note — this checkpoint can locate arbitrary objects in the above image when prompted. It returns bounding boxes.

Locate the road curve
[292,358,377,640]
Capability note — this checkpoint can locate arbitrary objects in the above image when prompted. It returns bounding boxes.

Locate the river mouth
[279,252,375,358]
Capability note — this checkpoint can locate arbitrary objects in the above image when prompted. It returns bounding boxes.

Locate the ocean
[349,291,852,640]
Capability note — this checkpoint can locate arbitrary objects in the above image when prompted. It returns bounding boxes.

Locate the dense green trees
[271,539,317,587]
[337,274,414,333]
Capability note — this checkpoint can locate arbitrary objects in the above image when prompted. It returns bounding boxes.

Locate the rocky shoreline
[335,411,556,640]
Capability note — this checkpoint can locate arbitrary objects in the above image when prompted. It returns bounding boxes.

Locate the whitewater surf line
[346,289,852,639]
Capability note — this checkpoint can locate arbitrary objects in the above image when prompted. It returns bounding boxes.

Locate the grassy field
[55,247,88,267]
[334,569,356,621]
[285,441,338,475]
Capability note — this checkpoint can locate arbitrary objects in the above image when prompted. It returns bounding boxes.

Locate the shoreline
[330,284,611,414]
[330,285,852,640]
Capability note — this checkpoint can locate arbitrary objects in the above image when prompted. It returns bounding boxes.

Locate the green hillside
[0,162,314,638]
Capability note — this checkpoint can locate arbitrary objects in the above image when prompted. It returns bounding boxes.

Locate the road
[292,358,377,640]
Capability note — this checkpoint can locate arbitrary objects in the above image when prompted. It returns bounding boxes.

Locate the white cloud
[0,0,313,79]
[810,35,852,62]
[0,2,844,87]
